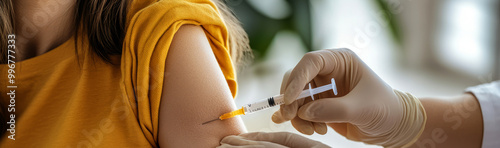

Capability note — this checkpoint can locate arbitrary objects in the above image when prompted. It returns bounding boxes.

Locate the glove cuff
[391,89,427,148]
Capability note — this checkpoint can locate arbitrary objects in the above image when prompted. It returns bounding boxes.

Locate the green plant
[225,0,401,61]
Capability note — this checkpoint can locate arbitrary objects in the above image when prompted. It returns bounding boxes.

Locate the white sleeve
[465,81,500,148]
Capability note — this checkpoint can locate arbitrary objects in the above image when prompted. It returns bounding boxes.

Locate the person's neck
[14,0,76,61]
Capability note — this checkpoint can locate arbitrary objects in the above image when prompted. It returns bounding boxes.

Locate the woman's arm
[410,93,483,148]
[158,25,246,147]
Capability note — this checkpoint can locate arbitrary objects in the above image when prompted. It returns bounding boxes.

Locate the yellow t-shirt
[0,0,237,147]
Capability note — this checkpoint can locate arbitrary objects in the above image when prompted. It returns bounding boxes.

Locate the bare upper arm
[158,25,246,147]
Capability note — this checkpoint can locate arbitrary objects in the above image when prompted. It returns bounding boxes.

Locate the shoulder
[170,25,208,48]
[126,0,223,27]
[123,0,229,54]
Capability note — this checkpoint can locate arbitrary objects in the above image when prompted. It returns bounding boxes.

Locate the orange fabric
[0,0,236,147]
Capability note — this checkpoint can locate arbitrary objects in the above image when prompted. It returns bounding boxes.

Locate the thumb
[297,96,356,123]
[284,50,337,105]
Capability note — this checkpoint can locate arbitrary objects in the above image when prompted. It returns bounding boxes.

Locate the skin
[410,93,483,148]
[158,25,246,147]
[15,1,246,147]
[14,0,76,61]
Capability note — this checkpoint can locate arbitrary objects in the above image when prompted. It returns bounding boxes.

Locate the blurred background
[224,0,499,147]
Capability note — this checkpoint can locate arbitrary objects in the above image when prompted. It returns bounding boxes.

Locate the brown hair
[0,0,15,64]
[213,0,253,68]
[74,0,129,63]
[0,0,251,135]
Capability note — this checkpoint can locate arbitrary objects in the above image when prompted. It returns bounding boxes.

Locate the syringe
[202,78,338,125]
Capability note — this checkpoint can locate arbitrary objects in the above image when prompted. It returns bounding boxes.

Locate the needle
[201,108,245,125]
[201,118,220,125]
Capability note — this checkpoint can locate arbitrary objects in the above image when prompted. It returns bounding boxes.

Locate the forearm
[409,93,483,148]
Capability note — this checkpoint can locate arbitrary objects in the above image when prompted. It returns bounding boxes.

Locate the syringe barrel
[242,88,319,114]
[243,95,285,114]
[240,78,337,116]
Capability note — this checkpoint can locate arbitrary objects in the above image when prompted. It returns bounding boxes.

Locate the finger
[273,82,313,123]
[272,96,306,123]
[280,70,292,94]
[217,143,264,148]
[221,136,285,148]
[221,135,259,145]
[291,116,314,135]
[313,122,327,135]
[272,70,297,123]
[326,123,348,137]
[217,143,237,148]
[290,94,320,135]
[271,109,291,124]
[280,101,299,121]
[271,110,285,123]
[284,50,339,105]
[239,132,282,143]
[254,141,288,148]
[297,97,353,123]
[240,132,328,148]
[300,84,328,135]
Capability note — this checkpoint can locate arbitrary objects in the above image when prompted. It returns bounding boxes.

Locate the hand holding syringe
[202,78,338,125]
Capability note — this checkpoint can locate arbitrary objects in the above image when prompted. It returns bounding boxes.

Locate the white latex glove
[218,132,330,148]
[272,48,427,147]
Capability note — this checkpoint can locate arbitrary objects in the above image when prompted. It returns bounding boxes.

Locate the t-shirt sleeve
[465,81,500,148]
[120,0,237,145]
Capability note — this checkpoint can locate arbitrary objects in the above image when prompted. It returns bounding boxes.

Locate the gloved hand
[218,132,330,148]
[272,48,427,147]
